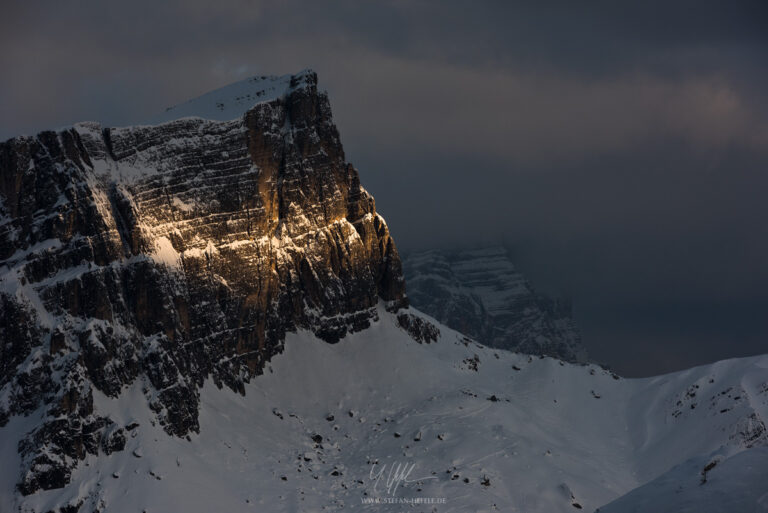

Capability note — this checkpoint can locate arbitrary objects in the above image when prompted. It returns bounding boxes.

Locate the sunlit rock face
[404,247,587,363]
[0,70,406,495]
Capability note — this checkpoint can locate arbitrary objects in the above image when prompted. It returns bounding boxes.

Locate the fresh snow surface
[150,69,314,124]
[1,306,766,512]
[150,236,181,268]
[598,447,768,513]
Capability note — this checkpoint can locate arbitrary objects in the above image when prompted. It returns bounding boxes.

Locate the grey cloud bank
[1,0,766,375]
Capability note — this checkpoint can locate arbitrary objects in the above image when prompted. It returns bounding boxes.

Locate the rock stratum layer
[404,247,587,363]
[0,70,407,496]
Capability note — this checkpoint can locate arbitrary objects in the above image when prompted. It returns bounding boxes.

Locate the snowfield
[1,306,766,512]
[597,447,768,513]
[150,70,314,124]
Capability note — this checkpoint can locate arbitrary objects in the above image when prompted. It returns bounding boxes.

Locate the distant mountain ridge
[403,246,588,362]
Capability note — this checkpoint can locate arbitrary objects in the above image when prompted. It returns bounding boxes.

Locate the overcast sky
[2,1,766,376]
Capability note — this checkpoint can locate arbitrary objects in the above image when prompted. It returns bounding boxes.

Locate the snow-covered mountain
[0,70,412,501]
[1,71,766,513]
[1,306,766,512]
[404,247,588,362]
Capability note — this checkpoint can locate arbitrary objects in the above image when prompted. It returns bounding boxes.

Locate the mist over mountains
[0,70,765,512]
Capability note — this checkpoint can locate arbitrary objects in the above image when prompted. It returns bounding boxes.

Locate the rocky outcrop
[403,247,587,362]
[0,70,406,495]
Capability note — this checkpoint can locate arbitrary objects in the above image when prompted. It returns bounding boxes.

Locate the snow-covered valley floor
[2,307,767,512]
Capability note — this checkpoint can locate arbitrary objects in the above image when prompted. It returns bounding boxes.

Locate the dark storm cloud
[1,1,766,375]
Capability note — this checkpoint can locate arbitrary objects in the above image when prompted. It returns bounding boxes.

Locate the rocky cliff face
[403,247,587,363]
[0,70,409,496]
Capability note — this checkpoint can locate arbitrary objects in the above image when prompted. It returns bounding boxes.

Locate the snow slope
[150,70,315,124]
[598,447,768,513]
[1,306,766,512]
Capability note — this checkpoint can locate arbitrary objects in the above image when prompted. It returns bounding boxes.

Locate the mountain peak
[151,69,317,124]
[404,246,587,363]
[0,67,407,499]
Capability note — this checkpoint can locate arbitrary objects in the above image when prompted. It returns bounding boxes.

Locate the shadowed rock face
[0,71,406,495]
[403,247,587,363]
